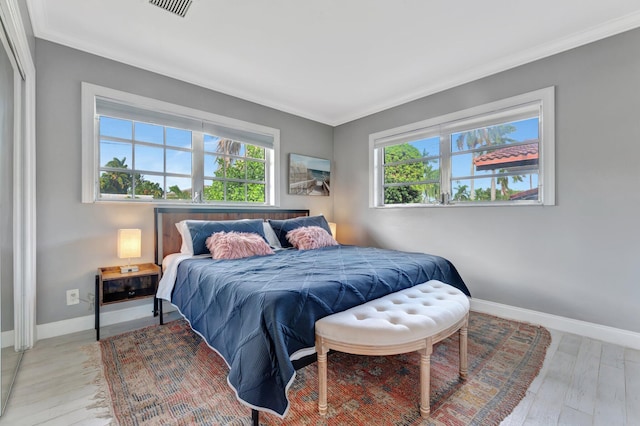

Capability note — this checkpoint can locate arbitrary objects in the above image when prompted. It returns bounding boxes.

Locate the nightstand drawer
[96,263,162,340]
[102,275,157,303]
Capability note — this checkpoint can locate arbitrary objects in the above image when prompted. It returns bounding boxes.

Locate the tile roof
[509,187,539,200]
[473,142,538,170]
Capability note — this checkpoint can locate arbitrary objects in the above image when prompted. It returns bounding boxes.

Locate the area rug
[99,312,550,425]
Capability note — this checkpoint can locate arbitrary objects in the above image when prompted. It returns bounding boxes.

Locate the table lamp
[117,228,141,273]
[328,222,337,238]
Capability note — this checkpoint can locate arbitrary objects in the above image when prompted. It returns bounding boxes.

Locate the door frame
[0,0,36,350]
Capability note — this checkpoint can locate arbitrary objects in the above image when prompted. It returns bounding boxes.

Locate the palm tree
[99,157,131,194]
[216,139,242,170]
[497,173,524,199]
[455,124,516,200]
[168,185,190,199]
[453,184,470,201]
[99,156,164,198]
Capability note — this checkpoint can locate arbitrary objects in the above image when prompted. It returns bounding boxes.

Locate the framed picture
[288,153,331,196]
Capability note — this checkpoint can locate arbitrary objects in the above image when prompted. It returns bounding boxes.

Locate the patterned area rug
[99,312,550,425]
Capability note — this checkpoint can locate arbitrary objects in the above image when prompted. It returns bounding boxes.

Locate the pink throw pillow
[206,231,274,260]
[286,226,338,250]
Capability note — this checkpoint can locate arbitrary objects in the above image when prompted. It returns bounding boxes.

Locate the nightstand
[95,263,161,340]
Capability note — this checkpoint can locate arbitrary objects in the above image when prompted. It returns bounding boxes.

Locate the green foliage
[168,185,190,200]
[453,184,470,201]
[203,144,266,203]
[384,185,421,204]
[466,182,522,202]
[473,188,492,201]
[247,183,265,202]
[383,143,440,204]
[99,157,131,195]
[498,173,523,197]
[384,144,424,184]
[205,181,225,201]
[134,178,163,199]
[99,157,164,199]
[418,182,440,203]
[454,180,525,202]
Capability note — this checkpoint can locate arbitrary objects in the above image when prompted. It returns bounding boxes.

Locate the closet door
[0,15,23,415]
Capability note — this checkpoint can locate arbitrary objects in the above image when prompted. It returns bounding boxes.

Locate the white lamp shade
[117,229,141,259]
[328,222,337,237]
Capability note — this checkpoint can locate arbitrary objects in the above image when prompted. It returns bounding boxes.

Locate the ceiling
[27,0,640,126]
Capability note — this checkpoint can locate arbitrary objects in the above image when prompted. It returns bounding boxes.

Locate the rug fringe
[80,342,118,425]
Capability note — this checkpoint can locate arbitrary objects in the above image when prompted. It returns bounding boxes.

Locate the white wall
[35,40,334,325]
[333,28,640,334]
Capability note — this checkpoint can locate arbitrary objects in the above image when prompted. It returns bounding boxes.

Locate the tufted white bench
[315,280,470,419]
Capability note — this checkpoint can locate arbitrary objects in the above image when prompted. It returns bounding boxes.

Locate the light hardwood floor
[1,312,638,425]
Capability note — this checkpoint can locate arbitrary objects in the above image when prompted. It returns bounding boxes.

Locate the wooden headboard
[154,207,310,263]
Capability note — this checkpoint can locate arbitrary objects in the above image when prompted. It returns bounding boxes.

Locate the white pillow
[262,222,282,248]
[175,220,194,255]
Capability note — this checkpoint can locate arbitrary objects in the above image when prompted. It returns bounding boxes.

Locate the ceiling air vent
[149,0,193,18]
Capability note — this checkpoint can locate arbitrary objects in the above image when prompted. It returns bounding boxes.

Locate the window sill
[92,199,279,208]
[371,201,548,209]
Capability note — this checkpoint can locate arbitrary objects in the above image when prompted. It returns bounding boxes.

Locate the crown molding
[337,9,640,125]
[26,4,640,126]
[29,14,331,124]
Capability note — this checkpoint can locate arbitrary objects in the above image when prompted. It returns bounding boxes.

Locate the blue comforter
[170,245,470,416]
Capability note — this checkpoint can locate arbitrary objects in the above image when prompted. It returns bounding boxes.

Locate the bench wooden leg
[419,338,433,419]
[316,337,328,415]
[460,318,468,379]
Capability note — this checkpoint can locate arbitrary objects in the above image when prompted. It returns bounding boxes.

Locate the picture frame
[288,153,331,196]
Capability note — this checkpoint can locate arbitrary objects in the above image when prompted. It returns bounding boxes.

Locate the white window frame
[81,82,280,206]
[369,87,555,207]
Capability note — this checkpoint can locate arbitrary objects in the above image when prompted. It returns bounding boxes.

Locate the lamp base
[120,265,139,274]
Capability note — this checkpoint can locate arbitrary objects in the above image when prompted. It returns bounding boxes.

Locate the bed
[154,207,471,421]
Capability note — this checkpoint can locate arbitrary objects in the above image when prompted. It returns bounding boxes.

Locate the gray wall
[35,28,640,334]
[35,39,334,325]
[333,28,640,334]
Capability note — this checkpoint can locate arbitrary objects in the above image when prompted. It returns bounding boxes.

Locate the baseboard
[36,302,176,341]
[471,298,640,350]
[31,299,640,350]
[1,330,14,349]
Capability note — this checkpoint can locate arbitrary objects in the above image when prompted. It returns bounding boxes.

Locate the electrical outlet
[66,289,80,305]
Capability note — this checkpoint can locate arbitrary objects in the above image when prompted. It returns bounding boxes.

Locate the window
[82,83,280,205]
[370,87,555,207]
